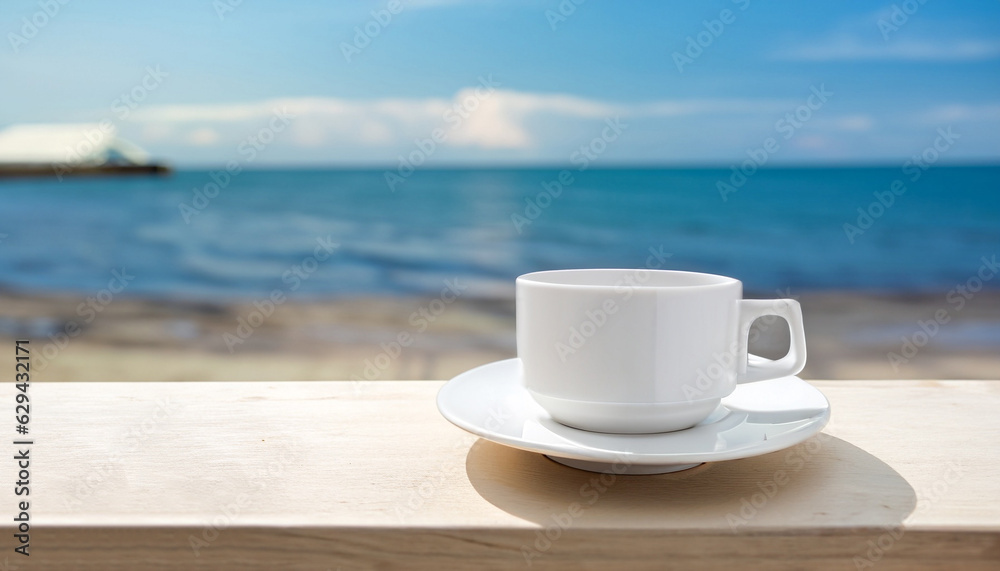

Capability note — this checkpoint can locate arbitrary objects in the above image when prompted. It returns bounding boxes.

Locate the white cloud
[114,87,1000,165]
[916,103,1000,124]
[140,122,174,142]
[186,127,220,146]
[779,36,1000,61]
[126,89,790,152]
[357,121,395,145]
[811,114,875,132]
[772,8,1000,62]
[637,99,797,116]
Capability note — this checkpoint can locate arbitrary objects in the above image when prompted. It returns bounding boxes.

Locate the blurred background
[1,0,998,382]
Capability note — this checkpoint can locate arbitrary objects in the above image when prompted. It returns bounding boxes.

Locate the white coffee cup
[516,269,806,434]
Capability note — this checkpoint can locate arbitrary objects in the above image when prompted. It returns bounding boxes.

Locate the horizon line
[164,160,1000,171]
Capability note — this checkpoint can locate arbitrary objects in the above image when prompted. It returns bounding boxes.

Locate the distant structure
[0,123,170,178]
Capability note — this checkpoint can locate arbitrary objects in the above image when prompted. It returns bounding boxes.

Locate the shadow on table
[465,434,916,530]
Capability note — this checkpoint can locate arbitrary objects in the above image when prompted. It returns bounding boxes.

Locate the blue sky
[2,0,999,166]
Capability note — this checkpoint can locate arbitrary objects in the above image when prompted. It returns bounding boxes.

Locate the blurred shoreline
[3,289,998,382]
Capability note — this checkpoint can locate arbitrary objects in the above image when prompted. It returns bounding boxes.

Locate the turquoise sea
[0,166,997,299]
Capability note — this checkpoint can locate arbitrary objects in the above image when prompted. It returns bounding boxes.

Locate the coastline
[3,290,999,382]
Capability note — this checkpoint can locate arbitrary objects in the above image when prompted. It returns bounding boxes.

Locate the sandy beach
[2,289,998,382]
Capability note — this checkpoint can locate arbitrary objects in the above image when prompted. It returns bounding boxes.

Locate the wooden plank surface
[1,379,997,570]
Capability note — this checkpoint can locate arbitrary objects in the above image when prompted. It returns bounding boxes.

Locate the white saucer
[436,358,830,474]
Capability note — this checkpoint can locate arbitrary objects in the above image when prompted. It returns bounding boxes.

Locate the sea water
[0,166,997,300]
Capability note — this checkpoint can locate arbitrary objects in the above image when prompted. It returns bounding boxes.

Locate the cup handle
[736,299,807,383]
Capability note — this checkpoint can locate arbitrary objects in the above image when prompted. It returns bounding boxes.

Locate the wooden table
[3,380,998,570]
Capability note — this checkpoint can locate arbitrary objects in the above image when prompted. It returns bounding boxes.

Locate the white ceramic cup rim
[517,268,740,290]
